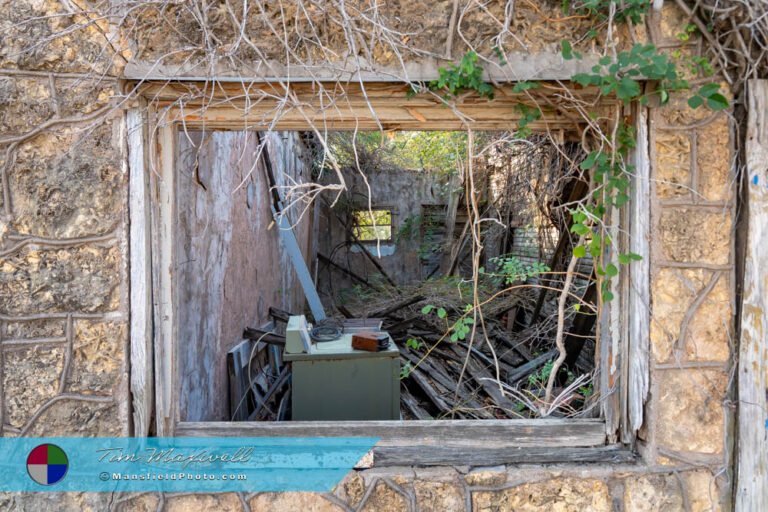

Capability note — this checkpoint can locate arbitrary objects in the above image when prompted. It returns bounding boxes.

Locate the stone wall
[0,1,738,510]
[317,166,453,297]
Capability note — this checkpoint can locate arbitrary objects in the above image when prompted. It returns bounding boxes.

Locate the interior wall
[317,167,451,301]
[176,131,312,421]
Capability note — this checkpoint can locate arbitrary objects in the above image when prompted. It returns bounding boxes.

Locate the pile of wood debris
[337,278,598,420]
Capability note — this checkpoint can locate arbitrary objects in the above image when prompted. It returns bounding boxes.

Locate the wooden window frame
[127,82,650,466]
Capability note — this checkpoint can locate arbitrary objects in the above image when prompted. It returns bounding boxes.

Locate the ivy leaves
[561,40,580,61]
[564,42,729,111]
[569,121,642,303]
[420,304,475,343]
[688,83,729,110]
[571,44,689,104]
[558,31,730,303]
[428,51,494,100]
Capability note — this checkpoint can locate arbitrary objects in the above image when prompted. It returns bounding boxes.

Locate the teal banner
[0,437,378,492]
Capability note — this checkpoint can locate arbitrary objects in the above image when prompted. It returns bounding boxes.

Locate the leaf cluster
[428,51,494,100]
[483,256,550,286]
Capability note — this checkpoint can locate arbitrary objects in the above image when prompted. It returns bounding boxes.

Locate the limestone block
[0,492,112,512]
[66,319,126,395]
[414,480,464,512]
[623,474,683,511]
[5,318,65,338]
[658,208,731,265]
[659,3,694,43]
[114,494,161,512]
[472,478,610,512]
[0,244,121,315]
[359,481,409,512]
[333,471,366,508]
[685,470,722,512]
[465,465,508,486]
[656,369,727,454]
[658,94,713,127]
[0,1,119,73]
[249,492,344,512]
[650,268,731,363]
[165,494,243,512]
[25,399,121,436]
[669,46,708,82]
[696,117,732,202]
[55,80,114,118]
[2,346,63,428]
[10,123,125,239]
[0,78,52,135]
[655,131,692,199]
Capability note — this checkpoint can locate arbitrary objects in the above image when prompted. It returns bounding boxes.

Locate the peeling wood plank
[151,120,177,437]
[627,105,651,436]
[127,108,154,437]
[737,79,768,512]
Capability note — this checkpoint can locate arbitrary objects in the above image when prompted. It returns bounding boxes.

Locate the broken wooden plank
[401,384,433,420]
[452,346,520,413]
[399,349,494,419]
[507,349,558,385]
[369,294,426,318]
[268,307,292,324]
[243,327,286,346]
[385,315,420,334]
[248,367,291,421]
[408,367,454,415]
[492,327,534,362]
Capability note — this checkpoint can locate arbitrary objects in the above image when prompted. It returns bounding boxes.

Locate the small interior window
[352,209,393,242]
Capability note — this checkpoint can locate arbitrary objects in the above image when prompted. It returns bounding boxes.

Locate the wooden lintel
[136,81,616,133]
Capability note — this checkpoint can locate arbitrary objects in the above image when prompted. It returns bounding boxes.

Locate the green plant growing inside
[528,360,555,388]
[406,338,424,350]
[400,361,414,379]
[420,304,475,343]
[483,256,551,286]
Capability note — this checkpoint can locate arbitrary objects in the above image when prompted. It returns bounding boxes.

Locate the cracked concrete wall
[0,1,738,510]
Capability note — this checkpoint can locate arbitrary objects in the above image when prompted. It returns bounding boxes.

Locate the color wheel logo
[27,444,68,486]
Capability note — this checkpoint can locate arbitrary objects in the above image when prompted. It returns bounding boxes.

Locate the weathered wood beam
[175,418,608,449]
[127,108,154,437]
[374,444,635,466]
[736,79,768,512]
[135,82,616,133]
